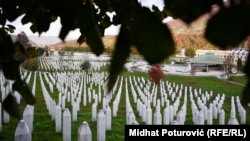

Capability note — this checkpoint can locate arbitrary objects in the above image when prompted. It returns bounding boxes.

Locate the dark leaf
[77,34,86,45]
[112,14,121,25]
[244,52,250,78]
[129,6,175,64]
[83,1,105,56]
[7,24,16,30]
[35,9,52,35]
[241,81,250,108]
[241,53,250,108]
[26,47,37,58]
[2,93,21,118]
[13,42,26,63]
[0,58,2,69]
[99,14,112,29]
[85,32,104,56]
[2,0,19,21]
[0,30,21,81]
[12,80,36,105]
[21,11,35,25]
[30,24,37,33]
[36,47,45,57]
[2,60,21,81]
[18,0,35,13]
[108,25,131,92]
[59,25,70,41]
[6,24,16,33]
[0,13,7,26]
[58,10,79,41]
[59,8,79,41]
[164,0,214,24]
[151,5,167,20]
[97,24,106,37]
[205,4,250,49]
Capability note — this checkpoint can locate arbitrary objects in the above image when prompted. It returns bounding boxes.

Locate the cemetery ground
[0,55,250,141]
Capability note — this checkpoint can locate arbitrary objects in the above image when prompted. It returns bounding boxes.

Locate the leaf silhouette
[35,9,51,35]
[2,92,20,119]
[1,0,19,21]
[13,42,26,63]
[82,1,105,56]
[2,60,21,81]
[77,34,86,45]
[59,12,78,41]
[164,0,214,24]
[241,81,250,108]
[26,47,38,58]
[205,4,250,49]
[6,24,16,33]
[129,6,175,64]
[59,24,70,42]
[241,53,250,107]
[12,80,36,105]
[0,31,21,81]
[107,25,131,92]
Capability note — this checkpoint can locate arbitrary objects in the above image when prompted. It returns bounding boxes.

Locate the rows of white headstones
[0,54,248,140]
[0,67,123,141]
[38,55,108,71]
[126,75,247,125]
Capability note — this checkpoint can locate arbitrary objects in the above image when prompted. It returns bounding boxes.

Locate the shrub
[21,57,39,71]
[237,58,243,71]
[36,47,45,56]
[148,64,164,84]
[202,68,207,72]
[80,60,91,70]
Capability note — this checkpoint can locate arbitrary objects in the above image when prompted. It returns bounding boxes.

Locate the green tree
[36,47,46,56]
[184,47,196,58]
[237,58,243,71]
[1,0,250,117]
[16,31,33,48]
[80,60,91,70]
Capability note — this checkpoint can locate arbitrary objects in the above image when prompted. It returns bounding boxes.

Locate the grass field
[0,60,249,141]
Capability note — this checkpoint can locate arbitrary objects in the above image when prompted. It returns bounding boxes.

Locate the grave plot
[125,75,247,125]
[0,54,125,141]
[35,66,124,140]
[0,53,249,141]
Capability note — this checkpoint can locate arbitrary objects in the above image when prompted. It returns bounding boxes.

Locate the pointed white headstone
[78,121,92,141]
[63,108,71,141]
[14,120,30,141]
[97,110,106,141]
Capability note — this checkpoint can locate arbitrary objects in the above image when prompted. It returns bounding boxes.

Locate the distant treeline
[60,46,141,55]
[61,46,92,52]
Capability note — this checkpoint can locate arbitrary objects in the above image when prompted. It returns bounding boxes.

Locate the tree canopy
[1,0,250,118]
[184,47,196,58]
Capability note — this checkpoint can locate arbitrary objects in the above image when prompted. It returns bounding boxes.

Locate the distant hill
[28,35,63,46]
[49,35,117,50]
[10,34,38,47]
[48,14,214,51]
[166,14,220,50]
[47,14,250,51]
[10,34,63,46]
[167,14,250,51]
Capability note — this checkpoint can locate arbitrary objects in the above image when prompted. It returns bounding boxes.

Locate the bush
[148,64,164,84]
[21,57,39,71]
[36,47,45,56]
[80,60,91,70]
[237,58,243,71]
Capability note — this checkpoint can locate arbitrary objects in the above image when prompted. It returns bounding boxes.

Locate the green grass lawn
[0,65,249,141]
[228,75,248,85]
